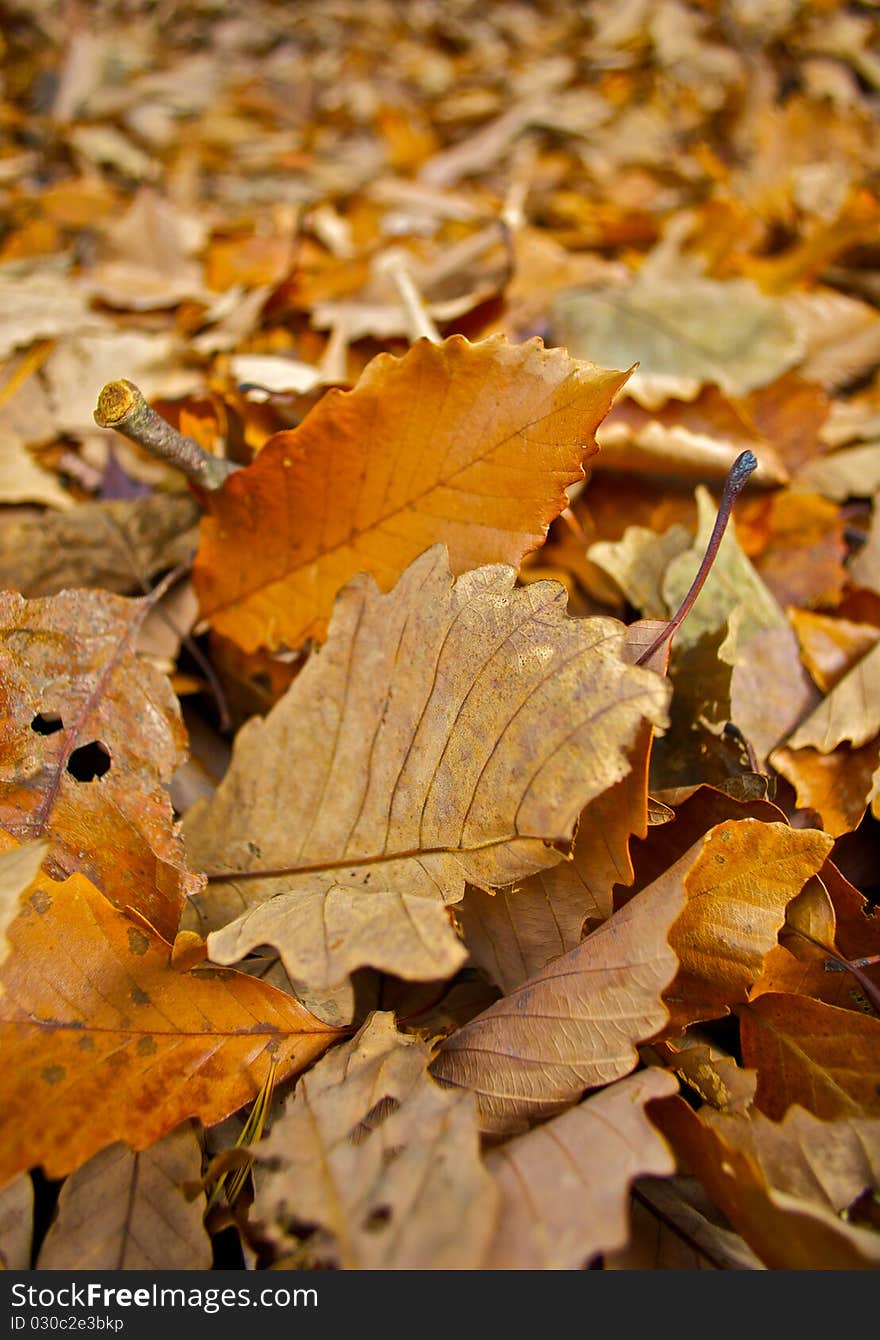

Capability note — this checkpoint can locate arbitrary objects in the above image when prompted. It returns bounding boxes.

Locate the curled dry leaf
[253,1011,498,1270]
[0,871,341,1185]
[193,334,628,653]
[788,608,880,694]
[484,1067,678,1269]
[38,1124,212,1270]
[430,868,686,1135]
[0,588,200,938]
[653,1093,880,1269]
[739,992,880,1121]
[184,546,669,990]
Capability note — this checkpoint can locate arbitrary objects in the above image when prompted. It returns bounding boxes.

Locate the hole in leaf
[66,741,111,782]
[362,1205,392,1233]
[31,713,63,736]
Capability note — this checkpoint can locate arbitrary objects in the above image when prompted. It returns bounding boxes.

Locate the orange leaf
[739,992,880,1120]
[0,589,199,938]
[660,820,833,1035]
[0,871,341,1185]
[193,335,628,652]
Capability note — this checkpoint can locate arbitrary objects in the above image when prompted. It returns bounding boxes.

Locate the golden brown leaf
[37,1124,212,1270]
[789,608,880,694]
[253,1012,498,1269]
[0,871,341,1185]
[483,1068,677,1269]
[0,588,199,938]
[184,546,669,990]
[660,820,833,1035]
[739,992,880,1120]
[785,640,880,752]
[193,335,628,652]
[770,740,880,837]
[0,1175,32,1270]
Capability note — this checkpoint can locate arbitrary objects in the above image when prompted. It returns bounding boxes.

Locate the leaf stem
[94,380,239,492]
[783,925,880,1016]
[635,450,758,668]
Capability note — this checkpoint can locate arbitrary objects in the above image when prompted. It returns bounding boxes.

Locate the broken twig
[94,380,239,492]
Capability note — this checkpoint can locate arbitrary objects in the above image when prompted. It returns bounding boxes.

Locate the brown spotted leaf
[184,546,669,991]
[0,871,341,1185]
[193,334,629,652]
[0,588,200,938]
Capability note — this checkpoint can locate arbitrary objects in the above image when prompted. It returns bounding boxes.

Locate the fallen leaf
[659,820,833,1035]
[588,523,692,620]
[739,993,880,1120]
[748,491,847,610]
[794,442,880,501]
[653,1092,880,1269]
[770,740,880,837]
[0,1175,32,1269]
[483,1068,677,1268]
[193,335,628,652]
[701,1104,880,1215]
[652,1033,757,1114]
[458,613,661,993]
[184,545,669,989]
[789,608,880,693]
[593,388,785,486]
[457,725,653,992]
[252,1011,498,1269]
[849,496,880,593]
[0,493,199,598]
[662,485,787,654]
[552,275,803,409]
[663,485,818,762]
[37,1124,212,1269]
[0,442,73,510]
[429,866,685,1134]
[784,640,880,751]
[0,263,97,358]
[0,870,341,1185]
[604,1175,764,1270]
[0,839,48,968]
[0,587,199,937]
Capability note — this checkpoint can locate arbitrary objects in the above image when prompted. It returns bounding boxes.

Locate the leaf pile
[1,0,880,1272]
